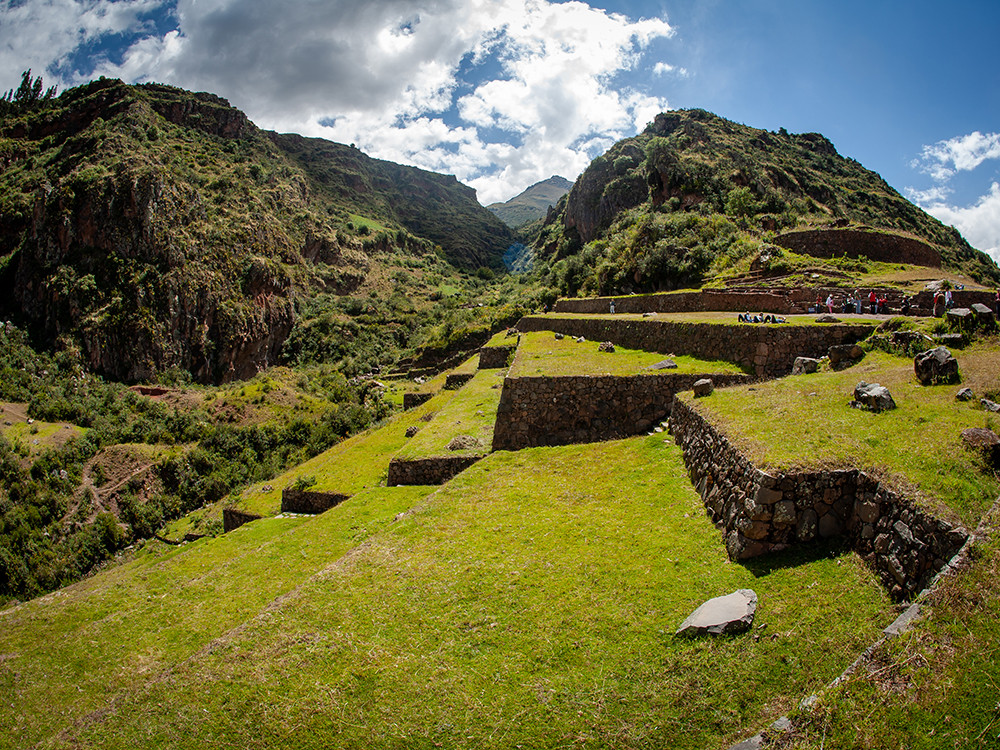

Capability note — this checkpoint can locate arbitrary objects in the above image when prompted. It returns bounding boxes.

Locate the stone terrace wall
[280,488,350,514]
[774,228,942,268]
[670,397,968,600]
[492,373,750,451]
[387,455,482,485]
[555,289,795,315]
[445,373,475,390]
[223,508,262,533]
[479,345,516,369]
[516,316,874,378]
[403,392,434,410]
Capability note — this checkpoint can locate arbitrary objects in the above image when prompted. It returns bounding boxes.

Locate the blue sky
[1,0,997,263]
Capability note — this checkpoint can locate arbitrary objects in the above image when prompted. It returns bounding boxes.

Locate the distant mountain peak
[487,176,573,228]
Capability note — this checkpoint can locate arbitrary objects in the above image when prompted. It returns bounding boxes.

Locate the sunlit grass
[46,437,895,750]
[510,330,746,377]
[685,346,1000,526]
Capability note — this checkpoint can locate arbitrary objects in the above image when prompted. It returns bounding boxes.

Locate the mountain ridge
[487,175,573,228]
[0,78,513,384]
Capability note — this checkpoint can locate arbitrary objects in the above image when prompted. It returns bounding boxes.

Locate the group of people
[813,290,892,315]
[737,312,787,324]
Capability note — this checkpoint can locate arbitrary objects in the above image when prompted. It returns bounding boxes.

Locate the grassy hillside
[0,435,894,750]
[0,77,513,383]
[533,109,1000,298]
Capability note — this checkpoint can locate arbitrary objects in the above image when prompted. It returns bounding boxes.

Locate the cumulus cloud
[916,183,1000,267]
[4,0,676,204]
[0,0,168,90]
[907,129,1000,268]
[912,131,1000,181]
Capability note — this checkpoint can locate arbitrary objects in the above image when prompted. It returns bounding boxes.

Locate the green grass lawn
[510,330,746,377]
[483,330,518,347]
[15,436,898,750]
[225,389,461,517]
[779,523,1000,749]
[0,485,436,750]
[395,369,506,458]
[0,413,86,457]
[682,345,1000,527]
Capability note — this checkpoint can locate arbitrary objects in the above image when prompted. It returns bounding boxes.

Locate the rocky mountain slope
[0,78,512,383]
[487,175,573,228]
[533,109,1000,296]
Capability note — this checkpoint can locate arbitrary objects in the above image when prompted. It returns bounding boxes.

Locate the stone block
[818,513,843,538]
[772,500,796,525]
[755,485,783,505]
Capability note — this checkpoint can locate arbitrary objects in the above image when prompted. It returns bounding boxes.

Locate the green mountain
[533,109,1000,296]
[0,78,513,384]
[487,175,573,227]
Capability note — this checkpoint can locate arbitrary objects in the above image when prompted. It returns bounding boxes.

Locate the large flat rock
[676,589,758,637]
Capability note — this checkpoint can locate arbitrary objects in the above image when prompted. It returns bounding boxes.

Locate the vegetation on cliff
[533,109,1000,297]
[0,322,391,603]
[0,76,514,384]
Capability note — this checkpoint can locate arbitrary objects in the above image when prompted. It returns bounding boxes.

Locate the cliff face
[0,79,510,383]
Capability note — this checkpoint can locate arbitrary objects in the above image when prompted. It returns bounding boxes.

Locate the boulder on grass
[961,428,1000,469]
[956,387,974,401]
[914,347,960,385]
[676,589,758,637]
[851,381,896,412]
[648,359,678,370]
[792,357,820,375]
[447,435,481,452]
[828,344,864,366]
[815,314,841,323]
[598,341,615,353]
[693,378,714,397]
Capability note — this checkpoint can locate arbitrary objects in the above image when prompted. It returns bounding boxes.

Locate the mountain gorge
[0,78,513,384]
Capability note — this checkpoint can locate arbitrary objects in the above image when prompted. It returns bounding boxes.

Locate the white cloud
[18,0,675,205]
[0,0,168,91]
[917,182,1000,267]
[913,131,1000,182]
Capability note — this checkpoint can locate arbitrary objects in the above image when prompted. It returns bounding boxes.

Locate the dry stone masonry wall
[280,488,350,514]
[222,508,262,533]
[479,344,517,369]
[516,316,873,378]
[403,392,434,409]
[387,455,482,485]
[492,373,751,451]
[669,397,968,600]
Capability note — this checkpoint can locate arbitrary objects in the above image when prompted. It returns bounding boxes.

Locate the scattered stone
[934,332,966,348]
[956,387,974,401]
[642,312,656,317]
[446,435,481,452]
[554,332,564,340]
[850,381,896,412]
[791,357,820,375]
[815,314,841,323]
[693,378,714,397]
[946,307,975,332]
[574,336,585,343]
[598,341,615,353]
[982,399,1000,413]
[828,343,864,366]
[505,327,519,338]
[961,428,1000,469]
[914,347,960,385]
[676,589,758,637]
[405,425,420,438]
[648,359,678,370]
